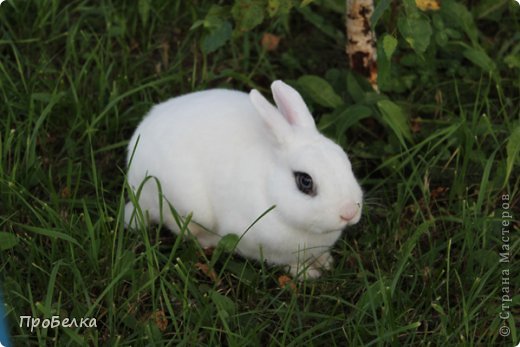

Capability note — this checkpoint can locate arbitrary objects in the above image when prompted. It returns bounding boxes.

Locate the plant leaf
[298,5,340,40]
[138,0,151,28]
[371,0,392,28]
[217,233,240,253]
[210,290,236,320]
[443,1,478,45]
[346,71,365,101]
[504,54,520,69]
[463,47,497,75]
[398,16,432,54]
[267,0,293,17]
[505,126,520,186]
[336,105,372,135]
[297,75,343,108]
[0,232,19,251]
[232,0,265,32]
[201,21,232,53]
[377,99,412,145]
[383,34,398,60]
[19,224,81,247]
[300,0,315,7]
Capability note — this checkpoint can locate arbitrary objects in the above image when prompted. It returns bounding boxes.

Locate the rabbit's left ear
[271,80,316,130]
[250,89,293,144]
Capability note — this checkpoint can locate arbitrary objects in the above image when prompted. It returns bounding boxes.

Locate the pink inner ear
[275,94,298,125]
[249,89,293,143]
[271,81,316,129]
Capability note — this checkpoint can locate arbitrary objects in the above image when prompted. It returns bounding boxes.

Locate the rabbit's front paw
[288,262,323,280]
[314,252,333,271]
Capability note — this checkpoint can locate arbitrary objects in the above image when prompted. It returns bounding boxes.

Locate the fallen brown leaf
[430,186,448,200]
[411,117,422,134]
[261,33,281,52]
[203,246,215,257]
[151,310,168,332]
[59,186,71,199]
[278,275,297,293]
[195,262,220,285]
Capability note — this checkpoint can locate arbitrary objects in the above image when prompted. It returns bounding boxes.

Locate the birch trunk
[346,0,378,91]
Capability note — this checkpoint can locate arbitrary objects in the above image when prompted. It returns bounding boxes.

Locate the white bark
[346,0,378,91]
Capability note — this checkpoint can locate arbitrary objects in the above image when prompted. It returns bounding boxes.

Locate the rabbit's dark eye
[294,172,316,196]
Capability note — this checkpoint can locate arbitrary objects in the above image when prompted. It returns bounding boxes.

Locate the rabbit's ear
[250,89,292,143]
[271,80,316,130]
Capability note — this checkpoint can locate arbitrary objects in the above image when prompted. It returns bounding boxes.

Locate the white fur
[125,81,363,278]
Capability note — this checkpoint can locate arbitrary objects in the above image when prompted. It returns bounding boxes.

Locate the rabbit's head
[250,81,363,234]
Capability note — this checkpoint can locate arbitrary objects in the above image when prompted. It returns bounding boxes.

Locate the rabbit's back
[128,89,263,157]
[126,89,273,232]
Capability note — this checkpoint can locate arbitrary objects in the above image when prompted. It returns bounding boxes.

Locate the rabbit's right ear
[250,89,292,144]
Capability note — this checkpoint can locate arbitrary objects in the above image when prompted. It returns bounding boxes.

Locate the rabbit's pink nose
[340,202,360,222]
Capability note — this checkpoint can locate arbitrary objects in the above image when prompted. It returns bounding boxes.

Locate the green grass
[1,0,519,346]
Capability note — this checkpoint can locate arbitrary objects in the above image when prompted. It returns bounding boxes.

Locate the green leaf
[300,0,315,6]
[390,221,431,295]
[431,303,446,316]
[318,105,372,142]
[434,31,449,47]
[267,0,280,17]
[336,105,372,138]
[138,0,151,28]
[298,6,340,40]
[317,112,338,132]
[402,0,419,16]
[107,16,127,37]
[267,0,293,17]
[371,0,392,29]
[431,13,444,30]
[232,0,265,32]
[190,20,206,30]
[382,34,398,60]
[463,47,497,74]
[398,16,432,54]
[210,290,236,320]
[504,54,520,69]
[218,233,240,253]
[204,5,229,28]
[19,224,81,247]
[442,1,478,45]
[201,21,232,53]
[297,75,344,108]
[505,126,520,186]
[197,6,233,53]
[346,72,365,101]
[377,46,391,89]
[377,99,412,145]
[0,232,19,251]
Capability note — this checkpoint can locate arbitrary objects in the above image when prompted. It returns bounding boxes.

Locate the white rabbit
[125,80,363,278]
